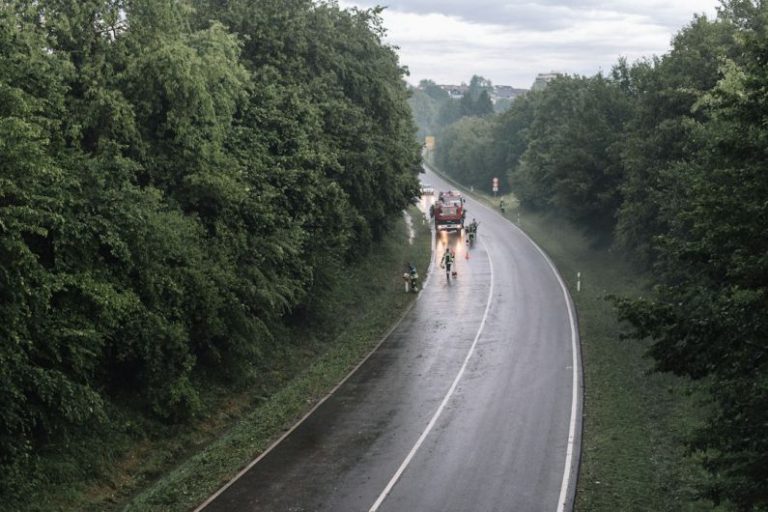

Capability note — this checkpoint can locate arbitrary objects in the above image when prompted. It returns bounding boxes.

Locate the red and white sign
[492,177,499,192]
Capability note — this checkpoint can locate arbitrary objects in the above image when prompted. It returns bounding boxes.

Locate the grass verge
[20,206,431,512]
[426,163,714,511]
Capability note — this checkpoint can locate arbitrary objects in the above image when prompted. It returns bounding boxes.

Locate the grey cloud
[356,1,581,29]
[342,0,719,87]
[350,0,712,31]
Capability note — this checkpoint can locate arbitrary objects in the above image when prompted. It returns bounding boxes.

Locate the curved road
[197,168,582,512]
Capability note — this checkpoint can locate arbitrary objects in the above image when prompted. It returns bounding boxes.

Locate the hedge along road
[196,167,582,512]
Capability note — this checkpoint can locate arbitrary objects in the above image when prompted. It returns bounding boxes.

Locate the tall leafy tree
[0,0,423,504]
[435,97,463,129]
[619,2,768,507]
[467,74,493,101]
[0,1,80,476]
[409,88,440,139]
[475,89,494,117]
[494,90,538,194]
[418,79,449,102]
[513,74,631,235]
[616,15,735,265]
[434,116,495,189]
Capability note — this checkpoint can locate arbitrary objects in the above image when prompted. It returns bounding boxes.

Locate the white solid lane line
[485,202,579,512]
[532,243,579,512]
[368,237,496,512]
[431,168,580,512]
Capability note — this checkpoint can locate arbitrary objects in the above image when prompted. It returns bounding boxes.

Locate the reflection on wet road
[197,168,581,512]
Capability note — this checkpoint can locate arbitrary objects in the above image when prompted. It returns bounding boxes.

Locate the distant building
[491,85,527,103]
[531,72,563,91]
[415,82,529,104]
[423,83,528,103]
[438,84,468,99]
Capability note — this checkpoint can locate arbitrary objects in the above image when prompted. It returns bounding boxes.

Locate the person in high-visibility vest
[468,218,479,245]
[440,247,455,279]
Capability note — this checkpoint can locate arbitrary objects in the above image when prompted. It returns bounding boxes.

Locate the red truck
[432,190,465,232]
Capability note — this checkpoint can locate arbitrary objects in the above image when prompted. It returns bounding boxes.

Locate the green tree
[0,1,80,478]
[418,79,449,102]
[467,74,492,101]
[434,116,495,189]
[493,97,513,113]
[493,91,539,194]
[513,75,631,235]
[436,97,462,129]
[619,2,768,507]
[408,88,441,139]
[475,89,494,117]
[616,15,735,265]
[0,0,423,505]
[465,74,494,118]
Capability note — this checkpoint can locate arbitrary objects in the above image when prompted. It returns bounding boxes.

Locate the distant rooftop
[531,72,563,91]
[437,84,468,99]
[492,85,527,100]
[420,83,528,102]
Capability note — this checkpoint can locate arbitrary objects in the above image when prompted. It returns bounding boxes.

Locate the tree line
[408,75,497,141]
[427,2,767,509]
[0,0,420,501]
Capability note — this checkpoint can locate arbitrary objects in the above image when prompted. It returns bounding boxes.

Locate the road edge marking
[527,240,579,512]
[484,202,580,512]
[425,166,582,512]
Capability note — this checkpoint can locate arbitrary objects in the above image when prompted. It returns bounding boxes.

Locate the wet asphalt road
[198,168,582,512]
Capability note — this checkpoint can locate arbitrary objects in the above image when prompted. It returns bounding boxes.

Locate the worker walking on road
[440,247,456,280]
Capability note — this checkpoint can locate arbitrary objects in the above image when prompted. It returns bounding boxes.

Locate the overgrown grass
[427,163,715,511]
[17,207,432,512]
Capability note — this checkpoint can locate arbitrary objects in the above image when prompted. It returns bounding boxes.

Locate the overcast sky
[338,0,722,88]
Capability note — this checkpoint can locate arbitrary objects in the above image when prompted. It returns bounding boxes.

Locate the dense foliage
[426,1,768,508]
[407,75,496,141]
[0,0,420,501]
[434,116,494,191]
